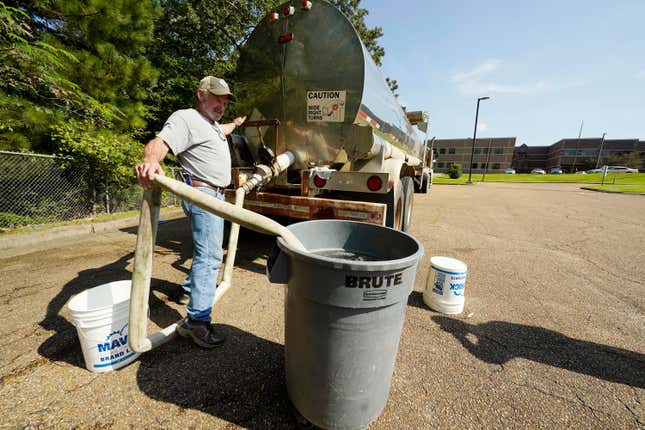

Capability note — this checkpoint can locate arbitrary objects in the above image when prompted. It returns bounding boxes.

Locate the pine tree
[7,0,160,132]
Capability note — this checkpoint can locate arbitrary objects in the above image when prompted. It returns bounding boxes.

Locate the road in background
[1,183,643,429]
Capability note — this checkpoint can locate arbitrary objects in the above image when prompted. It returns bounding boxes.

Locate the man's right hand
[136,137,170,189]
[135,161,165,190]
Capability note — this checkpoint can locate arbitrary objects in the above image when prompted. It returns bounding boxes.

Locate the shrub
[447,163,462,179]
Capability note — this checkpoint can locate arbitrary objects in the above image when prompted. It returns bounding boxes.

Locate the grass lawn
[0,205,182,235]
[433,173,645,185]
[582,185,645,194]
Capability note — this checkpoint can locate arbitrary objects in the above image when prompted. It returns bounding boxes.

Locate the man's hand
[135,137,170,189]
[135,161,165,190]
[234,116,247,127]
[222,116,247,135]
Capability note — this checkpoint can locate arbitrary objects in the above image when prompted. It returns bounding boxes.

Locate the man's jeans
[181,187,224,322]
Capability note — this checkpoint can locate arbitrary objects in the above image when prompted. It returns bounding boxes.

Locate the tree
[145,0,280,134]
[6,0,160,132]
[0,1,122,151]
[386,77,399,97]
[331,0,384,66]
[604,152,642,169]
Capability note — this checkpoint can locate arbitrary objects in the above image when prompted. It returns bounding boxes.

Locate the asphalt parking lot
[1,183,643,429]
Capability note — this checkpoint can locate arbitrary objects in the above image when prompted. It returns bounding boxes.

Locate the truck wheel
[420,172,429,193]
[401,177,414,232]
[379,181,403,230]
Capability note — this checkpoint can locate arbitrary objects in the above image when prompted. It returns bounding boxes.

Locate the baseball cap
[199,76,234,97]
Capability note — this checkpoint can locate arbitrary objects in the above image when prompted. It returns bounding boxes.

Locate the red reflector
[278,33,293,44]
[367,175,382,191]
[284,5,295,15]
[301,0,312,9]
[313,175,327,188]
[268,12,279,22]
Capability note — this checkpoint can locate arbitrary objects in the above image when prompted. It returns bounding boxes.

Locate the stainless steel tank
[236,0,424,170]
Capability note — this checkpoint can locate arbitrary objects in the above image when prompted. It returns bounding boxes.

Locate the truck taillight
[268,12,279,22]
[301,0,312,9]
[284,6,295,16]
[313,175,327,188]
[367,175,382,191]
[278,33,293,44]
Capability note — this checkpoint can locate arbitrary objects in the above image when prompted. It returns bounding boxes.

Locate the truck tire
[420,172,429,193]
[401,177,414,232]
[379,181,403,230]
[414,172,430,194]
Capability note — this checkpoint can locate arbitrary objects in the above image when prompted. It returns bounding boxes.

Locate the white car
[587,166,638,174]
[606,166,638,173]
[504,168,516,174]
[530,168,546,174]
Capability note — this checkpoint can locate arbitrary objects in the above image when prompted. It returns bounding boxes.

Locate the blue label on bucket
[432,270,467,298]
[432,272,445,295]
[93,322,134,368]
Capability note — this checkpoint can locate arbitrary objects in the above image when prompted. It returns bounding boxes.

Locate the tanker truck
[225,0,431,231]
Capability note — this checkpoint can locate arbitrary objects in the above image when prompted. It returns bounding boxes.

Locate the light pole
[594,132,606,168]
[467,96,490,183]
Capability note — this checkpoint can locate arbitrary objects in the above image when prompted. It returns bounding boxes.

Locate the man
[135,76,246,348]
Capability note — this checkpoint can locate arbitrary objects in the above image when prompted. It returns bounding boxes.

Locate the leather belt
[190,179,225,193]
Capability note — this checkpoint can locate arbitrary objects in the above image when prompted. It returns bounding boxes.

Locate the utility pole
[595,132,606,168]
[467,96,490,183]
[571,120,583,173]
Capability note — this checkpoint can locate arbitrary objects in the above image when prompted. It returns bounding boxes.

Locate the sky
[363,0,645,146]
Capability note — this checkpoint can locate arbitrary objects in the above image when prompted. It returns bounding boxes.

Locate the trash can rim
[276,220,424,271]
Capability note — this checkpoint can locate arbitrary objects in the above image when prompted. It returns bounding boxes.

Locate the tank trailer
[227,0,432,231]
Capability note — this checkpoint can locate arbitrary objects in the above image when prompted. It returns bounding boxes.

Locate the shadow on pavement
[37,219,191,368]
[136,324,294,429]
[37,214,279,370]
[433,316,645,388]
[407,291,425,308]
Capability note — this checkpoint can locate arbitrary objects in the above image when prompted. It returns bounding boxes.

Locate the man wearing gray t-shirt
[135,76,246,348]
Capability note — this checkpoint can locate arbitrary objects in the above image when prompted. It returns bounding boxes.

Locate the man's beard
[200,98,223,122]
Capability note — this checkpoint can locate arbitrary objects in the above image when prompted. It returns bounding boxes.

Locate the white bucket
[67,280,140,372]
[423,256,468,314]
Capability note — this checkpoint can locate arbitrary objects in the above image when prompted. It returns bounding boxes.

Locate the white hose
[130,163,303,353]
[153,174,305,251]
[212,187,244,305]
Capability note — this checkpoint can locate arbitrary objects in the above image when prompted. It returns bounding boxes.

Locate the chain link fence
[0,151,180,230]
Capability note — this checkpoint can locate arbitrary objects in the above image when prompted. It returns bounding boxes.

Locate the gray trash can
[267,220,424,430]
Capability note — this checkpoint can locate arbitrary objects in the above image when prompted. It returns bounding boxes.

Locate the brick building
[432,137,644,173]
[432,137,516,173]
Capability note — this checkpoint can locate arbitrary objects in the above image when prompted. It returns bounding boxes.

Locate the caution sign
[307,90,346,122]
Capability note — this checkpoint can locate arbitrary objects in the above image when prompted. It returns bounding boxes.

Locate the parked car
[530,168,546,174]
[504,168,516,174]
[549,167,563,174]
[587,166,638,174]
[606,166,638,173]
[574,170,587,174]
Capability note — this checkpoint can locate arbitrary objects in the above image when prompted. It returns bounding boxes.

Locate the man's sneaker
[176,317,226,349]
[171,289,190,305]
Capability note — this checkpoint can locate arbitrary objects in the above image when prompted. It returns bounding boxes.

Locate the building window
[495,148,503,154]
[439,148,446,154]
[474,148,481,154]
[493,163,500,169]
[483,147,489,154]
[472,163,478,169]
[563,150,576,156]
[480,163,487,170]
[448,148,456,154]
[437,162,445,168]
